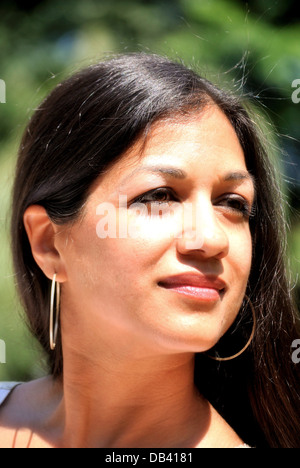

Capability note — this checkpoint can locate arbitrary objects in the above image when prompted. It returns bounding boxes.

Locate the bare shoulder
[0,376,57,422]
[0,376,61,448]
[197,403,246,448]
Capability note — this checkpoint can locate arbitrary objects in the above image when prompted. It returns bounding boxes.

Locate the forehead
[119,105,244,172]
[95,105,247,192]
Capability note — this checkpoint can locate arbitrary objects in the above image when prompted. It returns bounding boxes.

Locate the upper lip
[158,273,227,291]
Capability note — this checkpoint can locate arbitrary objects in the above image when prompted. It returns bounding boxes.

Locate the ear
[23,205,67,282]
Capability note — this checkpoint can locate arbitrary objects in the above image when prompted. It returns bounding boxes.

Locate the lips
[158,273,226,302]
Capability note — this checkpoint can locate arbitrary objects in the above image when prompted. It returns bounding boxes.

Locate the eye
[214,194,255,219]
[132,187,179,205]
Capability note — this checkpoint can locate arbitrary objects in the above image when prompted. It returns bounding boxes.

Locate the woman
[0,53,299,448]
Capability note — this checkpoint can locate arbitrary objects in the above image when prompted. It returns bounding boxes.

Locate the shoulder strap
[0,382,21,406]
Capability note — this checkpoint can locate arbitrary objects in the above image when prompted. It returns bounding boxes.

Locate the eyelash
[131,187,255,219]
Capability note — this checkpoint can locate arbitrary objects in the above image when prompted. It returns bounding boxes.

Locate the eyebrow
[223,171,256,192]
[120,165,256,190]
[119,165,188,185]
[224,171,252,182]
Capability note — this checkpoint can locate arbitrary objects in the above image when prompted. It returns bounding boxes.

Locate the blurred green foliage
[0,0,299,380]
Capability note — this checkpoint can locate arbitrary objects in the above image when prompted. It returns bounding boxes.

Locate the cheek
[63,211,170,293]
[123,204,184,243]
[98,208,180,274]
[230,226,252,281]
[222,226,252,320]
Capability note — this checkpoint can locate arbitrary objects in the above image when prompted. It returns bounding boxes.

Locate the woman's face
[57,106,256,358]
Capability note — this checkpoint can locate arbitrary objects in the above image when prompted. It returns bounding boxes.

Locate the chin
[151,326,228,355]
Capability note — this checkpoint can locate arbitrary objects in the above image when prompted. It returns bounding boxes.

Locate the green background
[0,0,299,381]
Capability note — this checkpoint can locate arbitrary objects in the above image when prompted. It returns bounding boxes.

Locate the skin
[0,105,255,448]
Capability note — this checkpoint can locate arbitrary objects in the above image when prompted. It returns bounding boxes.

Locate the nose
[176,197,229,260]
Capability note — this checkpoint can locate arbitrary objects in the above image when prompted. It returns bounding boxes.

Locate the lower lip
[159,284,222,302]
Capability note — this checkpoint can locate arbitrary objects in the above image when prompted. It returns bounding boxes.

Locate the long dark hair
[11,53,300,447]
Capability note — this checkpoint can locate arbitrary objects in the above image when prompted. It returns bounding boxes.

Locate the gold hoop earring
[50,274,61,351]
[207,295,256,362]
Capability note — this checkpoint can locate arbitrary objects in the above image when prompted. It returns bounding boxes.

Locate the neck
[53,347,209,448]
